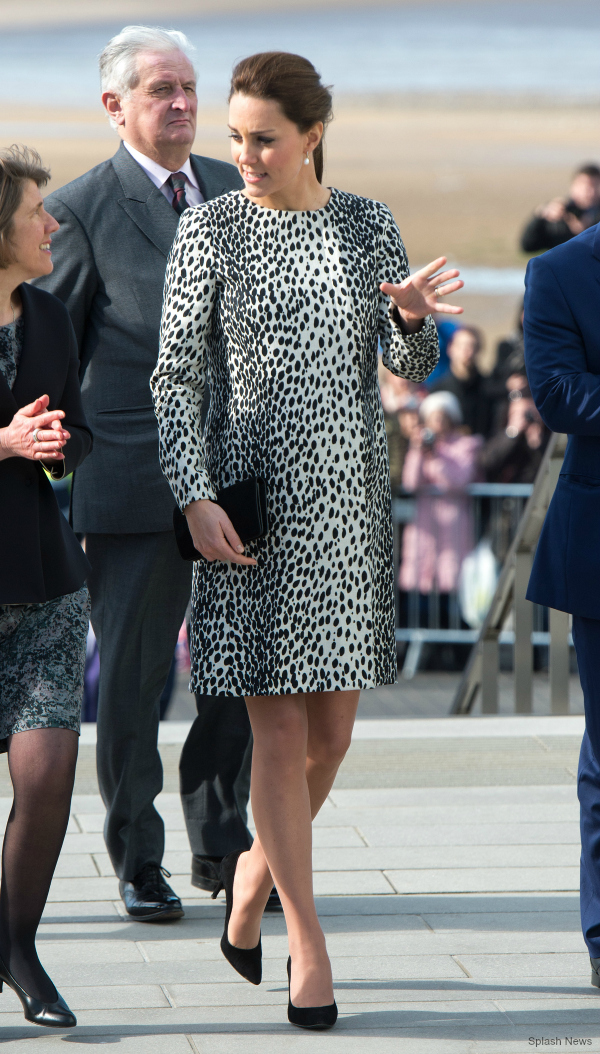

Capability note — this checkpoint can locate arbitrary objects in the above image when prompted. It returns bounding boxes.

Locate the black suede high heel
[287,956,338,1030]
[212,850,262,985]
[0,953,76,1028]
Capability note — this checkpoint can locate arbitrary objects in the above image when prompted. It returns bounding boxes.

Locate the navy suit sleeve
[524,254,600,435]
[45,318,93,481]
[33,196,98,357]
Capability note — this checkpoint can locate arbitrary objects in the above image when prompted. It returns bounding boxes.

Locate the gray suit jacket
[35,141,243,533]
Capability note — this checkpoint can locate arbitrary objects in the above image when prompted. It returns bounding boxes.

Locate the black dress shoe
[191,854,222,893]
[196,854,283,912]
[591,956,600,987]
[287,957,338,1030]
[212,850,262,984]
[0,953,76,1028]
[119,863,184,921]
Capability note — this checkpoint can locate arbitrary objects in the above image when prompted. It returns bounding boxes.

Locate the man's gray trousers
[86,531,252,881]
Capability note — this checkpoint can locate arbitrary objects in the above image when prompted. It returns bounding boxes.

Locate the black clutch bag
[173,477,268,561]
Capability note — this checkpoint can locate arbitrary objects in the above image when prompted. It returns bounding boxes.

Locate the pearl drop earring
[304,153,310,166]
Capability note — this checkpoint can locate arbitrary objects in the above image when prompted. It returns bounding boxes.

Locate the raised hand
[185,499,258,566]
[380,257,464,322]
[0,395,70,463]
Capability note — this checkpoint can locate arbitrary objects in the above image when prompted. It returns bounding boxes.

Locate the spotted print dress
[0,319,89,747]
[152,189,439,696]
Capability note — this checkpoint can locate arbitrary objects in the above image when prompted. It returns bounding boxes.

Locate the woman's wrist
[184,498,214,516]
[392,305,425,334]
[0,428,11,461]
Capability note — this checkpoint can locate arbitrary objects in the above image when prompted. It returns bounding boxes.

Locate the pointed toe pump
[0,954,76,1028]
[212,850,262,985]
[287,957,338,1030]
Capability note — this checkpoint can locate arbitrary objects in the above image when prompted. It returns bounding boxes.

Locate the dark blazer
[34,142,243,534]
[0,284,92,604]
[524,223,600,618]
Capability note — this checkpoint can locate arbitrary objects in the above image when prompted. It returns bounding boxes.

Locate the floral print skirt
[0,586,90,750]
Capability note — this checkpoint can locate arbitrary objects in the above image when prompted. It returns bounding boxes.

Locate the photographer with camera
[480,374,549,485]
[521,164,600,254]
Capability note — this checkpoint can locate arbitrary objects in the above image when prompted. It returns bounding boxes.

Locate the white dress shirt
[123,141,205,208]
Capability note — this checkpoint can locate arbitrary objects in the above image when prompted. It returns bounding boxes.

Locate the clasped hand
[185,499,257,566]
[0,395,70,463]
[380,257,464,323]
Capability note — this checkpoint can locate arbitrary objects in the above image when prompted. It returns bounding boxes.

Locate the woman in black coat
[0,146,92,1029]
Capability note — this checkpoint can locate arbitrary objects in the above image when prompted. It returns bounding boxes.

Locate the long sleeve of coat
[524,253,600,436]
[151,208,218,510]
[376,206,440,383]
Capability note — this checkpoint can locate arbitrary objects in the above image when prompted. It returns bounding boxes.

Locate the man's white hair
[99,25,196,124]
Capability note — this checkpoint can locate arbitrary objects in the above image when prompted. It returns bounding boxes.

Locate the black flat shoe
[212,850,262,985]
[287,956,338,1030]
[0,954,76,1028]
[591,956,600,988]
[119,863,184,922]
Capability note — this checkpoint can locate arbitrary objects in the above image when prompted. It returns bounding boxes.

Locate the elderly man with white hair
[34,26,258,921]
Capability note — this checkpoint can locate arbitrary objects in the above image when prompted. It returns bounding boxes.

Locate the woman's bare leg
[227,689,359,1006]
[304,690,360,810]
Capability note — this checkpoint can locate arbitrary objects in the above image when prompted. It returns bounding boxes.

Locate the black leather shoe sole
[123,903,184,922]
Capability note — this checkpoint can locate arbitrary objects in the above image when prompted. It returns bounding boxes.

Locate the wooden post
[481,637,499,713]
[514,551,533,713]
[550,607,570,714]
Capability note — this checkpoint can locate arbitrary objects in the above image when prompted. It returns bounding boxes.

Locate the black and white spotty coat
[151,189,439,696]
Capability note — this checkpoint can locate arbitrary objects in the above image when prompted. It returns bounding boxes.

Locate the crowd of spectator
[380,308,550,657]
[379,313,549,498]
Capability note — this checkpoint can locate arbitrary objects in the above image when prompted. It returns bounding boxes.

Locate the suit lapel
[11,284,61,411]
[190,155,231,203]
[111,142,179,258]
[0,368,17,427]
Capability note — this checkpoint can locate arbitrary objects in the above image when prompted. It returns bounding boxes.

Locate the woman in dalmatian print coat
[152,52,463,1028]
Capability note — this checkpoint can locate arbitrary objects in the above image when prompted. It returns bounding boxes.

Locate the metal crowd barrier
[393,481,535,679]
[393,433,571,716]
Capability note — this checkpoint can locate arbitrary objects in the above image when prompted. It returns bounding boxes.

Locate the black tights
[0,728,78,1002]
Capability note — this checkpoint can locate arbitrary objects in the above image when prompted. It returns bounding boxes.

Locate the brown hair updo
[229,52,333,184]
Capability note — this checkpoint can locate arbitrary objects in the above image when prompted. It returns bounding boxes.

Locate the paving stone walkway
[0,713,597,1052]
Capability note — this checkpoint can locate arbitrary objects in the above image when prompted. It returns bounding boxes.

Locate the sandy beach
[0,0,474,29]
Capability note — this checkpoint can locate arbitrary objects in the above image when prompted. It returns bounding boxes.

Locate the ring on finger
[435,286,443,297]
[32,429,40,443]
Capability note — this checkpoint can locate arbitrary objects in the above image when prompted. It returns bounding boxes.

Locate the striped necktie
[167,172,189,215]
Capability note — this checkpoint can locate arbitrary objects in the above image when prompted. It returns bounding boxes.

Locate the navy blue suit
[524,222,600,957]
